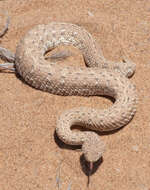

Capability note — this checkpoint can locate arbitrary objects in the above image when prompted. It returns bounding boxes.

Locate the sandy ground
[0,0,150,189]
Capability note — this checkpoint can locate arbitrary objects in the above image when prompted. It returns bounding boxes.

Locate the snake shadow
[54,121,125,177]
[54,130,101,177]
[55,130,103,186]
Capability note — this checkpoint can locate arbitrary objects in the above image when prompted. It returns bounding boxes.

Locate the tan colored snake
[0,22,138,166]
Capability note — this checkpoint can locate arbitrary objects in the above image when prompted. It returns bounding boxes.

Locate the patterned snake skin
[15,22,138,163]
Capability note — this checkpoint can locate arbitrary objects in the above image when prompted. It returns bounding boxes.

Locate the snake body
[15,23,138,163]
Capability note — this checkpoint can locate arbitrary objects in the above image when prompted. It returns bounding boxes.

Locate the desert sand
[0,0,150,189]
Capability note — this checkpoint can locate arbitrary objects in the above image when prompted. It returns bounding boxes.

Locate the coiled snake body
[14,23,138,164]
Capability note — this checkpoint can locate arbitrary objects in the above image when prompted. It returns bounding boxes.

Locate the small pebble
[87,11,94,17]
[132,145,139,152]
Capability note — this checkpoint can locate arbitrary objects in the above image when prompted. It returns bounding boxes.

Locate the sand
[0,0,150,189]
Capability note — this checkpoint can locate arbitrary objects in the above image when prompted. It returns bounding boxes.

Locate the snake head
[82,132,105,163]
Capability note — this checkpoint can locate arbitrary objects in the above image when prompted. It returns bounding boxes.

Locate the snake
[0,22,138,166]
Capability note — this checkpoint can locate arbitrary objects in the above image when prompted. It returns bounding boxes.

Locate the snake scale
[11,22,138,164]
